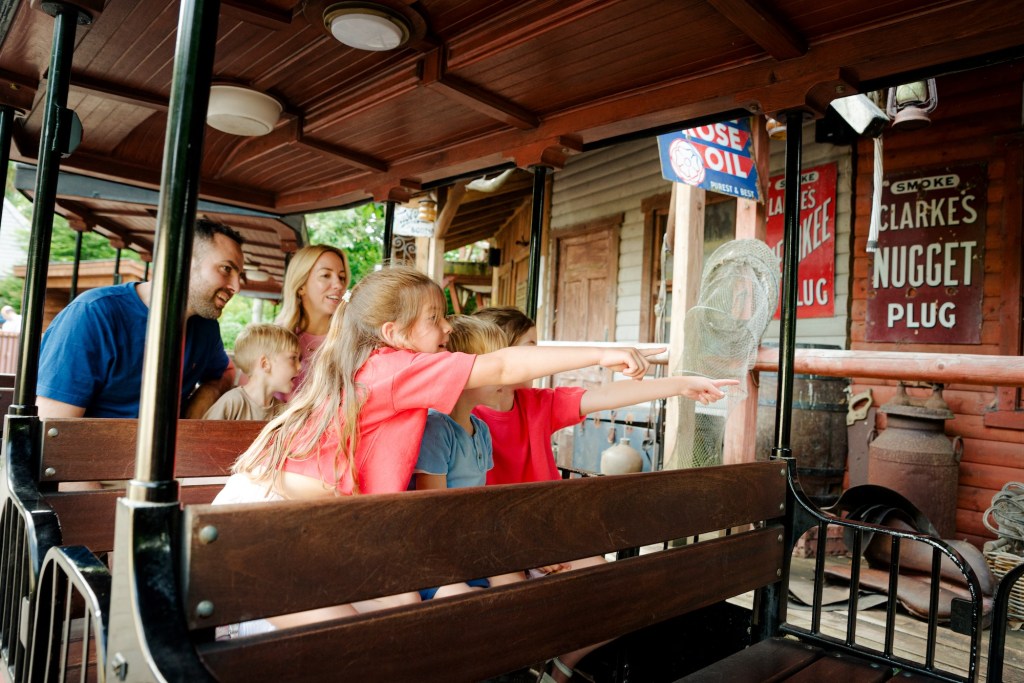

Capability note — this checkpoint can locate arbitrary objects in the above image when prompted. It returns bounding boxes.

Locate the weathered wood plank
[39,419,262,482]
[198,527,785,682]
[185,462,787,626]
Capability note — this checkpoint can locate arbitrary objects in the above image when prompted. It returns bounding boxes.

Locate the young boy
[204,324,301,421]
[413,315,506,490]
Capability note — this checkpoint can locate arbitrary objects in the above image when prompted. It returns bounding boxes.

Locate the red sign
[766,162,837,318]
[866,164,986,344]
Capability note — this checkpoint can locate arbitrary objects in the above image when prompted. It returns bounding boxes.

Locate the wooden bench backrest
[38,418,264,553]
[186,462,788,681]
[39,418,264,482]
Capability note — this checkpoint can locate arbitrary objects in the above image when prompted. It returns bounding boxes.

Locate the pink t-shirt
[281,347,475,494]
[473,386,585,485]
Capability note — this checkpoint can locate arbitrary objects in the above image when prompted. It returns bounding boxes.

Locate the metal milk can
[868,383,961,537]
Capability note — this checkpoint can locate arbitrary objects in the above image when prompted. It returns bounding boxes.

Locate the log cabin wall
[491,203,533,312]
[850,61,1024,548]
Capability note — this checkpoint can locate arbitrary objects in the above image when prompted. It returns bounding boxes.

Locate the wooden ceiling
[2,0,1023,249]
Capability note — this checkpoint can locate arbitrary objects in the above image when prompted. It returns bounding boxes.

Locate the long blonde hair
[275,244,350,334]
[235,266,446,494]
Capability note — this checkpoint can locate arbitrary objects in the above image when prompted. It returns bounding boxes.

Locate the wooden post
[724,115,770,465]
[664,182,705,469]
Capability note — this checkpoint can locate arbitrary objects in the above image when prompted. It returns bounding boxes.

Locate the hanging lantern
[418,198,437,222]
[886,79,938,131]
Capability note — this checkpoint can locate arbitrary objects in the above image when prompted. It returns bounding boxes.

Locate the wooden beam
[421,50,539,130]
[664,183,705,470]
[706,0,805,61]
[216,120,300,179]
[69,72,168,112]
[57,199,154,255]
[221,0,294,29]
[296,137,389,173]
[754,348,1024,387]
[724,115,770,467]
[434,180,467,240]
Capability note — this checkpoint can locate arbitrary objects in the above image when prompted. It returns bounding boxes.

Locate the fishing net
[667,239,780,469]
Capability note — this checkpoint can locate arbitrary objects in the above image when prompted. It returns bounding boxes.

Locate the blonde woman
[274,244,350,396]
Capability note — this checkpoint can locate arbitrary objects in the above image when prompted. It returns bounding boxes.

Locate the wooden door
[554,228,618,342]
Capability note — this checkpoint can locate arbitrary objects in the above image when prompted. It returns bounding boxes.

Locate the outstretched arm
[579,376,738,415]
[466,345,664,389]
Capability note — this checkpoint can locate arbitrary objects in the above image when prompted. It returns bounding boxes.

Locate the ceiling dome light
[324,3,411,51]
[206,85,282,137]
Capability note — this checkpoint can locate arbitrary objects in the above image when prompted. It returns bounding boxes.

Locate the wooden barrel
[756,346,850,505]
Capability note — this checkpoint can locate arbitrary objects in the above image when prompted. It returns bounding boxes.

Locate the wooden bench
[167,459,984,682]
[37,418,265,553]
[0,417,263,683]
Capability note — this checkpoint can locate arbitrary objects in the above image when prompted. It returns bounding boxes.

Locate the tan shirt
[203,387,282,421]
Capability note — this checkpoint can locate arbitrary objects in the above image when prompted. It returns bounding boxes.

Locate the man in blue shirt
[36,220,244,418]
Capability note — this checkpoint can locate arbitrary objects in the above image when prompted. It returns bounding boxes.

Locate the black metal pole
[525,166,550,320]
[112,247,122,284]
[0,106,14,229]
[69,229,82,301]
[382,200,396,263]
[143,259,150,280]
[13,5,80,413]
[772,111,804,458]
[130,0,221,501]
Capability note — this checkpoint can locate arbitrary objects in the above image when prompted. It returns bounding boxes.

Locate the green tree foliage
[305,203,384,285]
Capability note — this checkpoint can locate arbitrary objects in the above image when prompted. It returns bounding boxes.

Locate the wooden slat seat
[184,462,789,682]
[38,418,264,553]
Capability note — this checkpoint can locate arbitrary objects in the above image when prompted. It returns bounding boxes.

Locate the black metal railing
[26,546,111,683]
[774,472,984,683]
[987,559,1024,683]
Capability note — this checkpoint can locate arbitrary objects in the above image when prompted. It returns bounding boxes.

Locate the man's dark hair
[194,218,244,248]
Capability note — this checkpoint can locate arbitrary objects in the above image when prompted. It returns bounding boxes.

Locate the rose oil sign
[657,119,761,201]
[865,164,986,344]
[766,162,837,318]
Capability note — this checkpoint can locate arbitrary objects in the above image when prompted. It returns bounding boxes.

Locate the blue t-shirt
[414,410,494,489]
[37,282,229,418]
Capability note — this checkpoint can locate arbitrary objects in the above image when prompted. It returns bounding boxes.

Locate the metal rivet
[835,84,846,93]
[196,600,215,618]
[47,428,58,438]
[198,525,219,544]
[777,568,782,577]
[779,468,786,477]
[43,467,56,478]
[779,502,785,511]
[112,653,128,681]
[777,534,783,543]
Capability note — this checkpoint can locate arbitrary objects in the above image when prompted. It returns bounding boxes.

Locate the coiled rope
[984,482,1024,550]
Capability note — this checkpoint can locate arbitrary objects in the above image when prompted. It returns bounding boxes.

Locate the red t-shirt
[473,386,585,484]
[281,347,475,494]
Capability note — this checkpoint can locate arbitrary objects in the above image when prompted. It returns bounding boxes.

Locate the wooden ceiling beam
[57,199,155,255]
[705,0,805,61]
[296,137,389,173]
[221,0,295,29]
[446,0,612,69]
[69,72,168,111]
[275,0,1024,213]
[421,50,539,130]
[56,151,278,212]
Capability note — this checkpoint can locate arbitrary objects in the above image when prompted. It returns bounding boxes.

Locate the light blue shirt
[414,410,494,489]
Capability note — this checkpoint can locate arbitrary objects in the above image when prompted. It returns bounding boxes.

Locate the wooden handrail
[754,347,1024,387]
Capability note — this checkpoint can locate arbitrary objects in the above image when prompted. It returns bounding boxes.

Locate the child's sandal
[551,657,575,680]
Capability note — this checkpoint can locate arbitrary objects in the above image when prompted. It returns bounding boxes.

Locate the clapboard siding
[551,139,666,342]
[849,62,1024,546]
[762,121,853,350]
